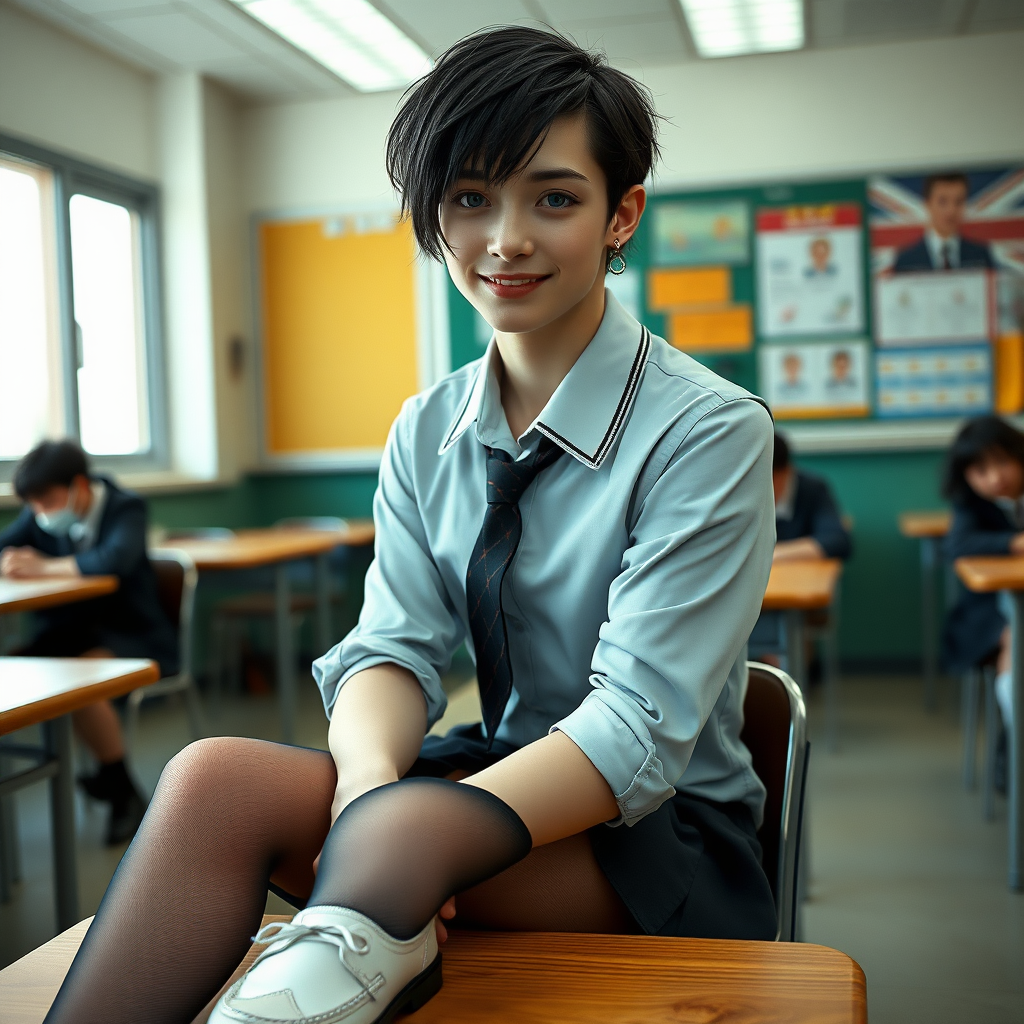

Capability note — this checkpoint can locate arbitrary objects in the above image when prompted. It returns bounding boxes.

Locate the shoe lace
[250,920,370,970]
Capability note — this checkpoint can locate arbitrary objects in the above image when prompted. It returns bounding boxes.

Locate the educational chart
[651,199,749,267]
[875,270,991,346]
[756,204,865,338]
[876,346,992,418]
[759,340,871,419]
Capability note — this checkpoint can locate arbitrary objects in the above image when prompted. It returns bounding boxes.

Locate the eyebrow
[457,167,590,184]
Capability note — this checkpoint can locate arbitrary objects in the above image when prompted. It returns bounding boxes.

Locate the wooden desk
[0,658,159,931]
[899,510,952,711]
[955,555,1024,891]
[154,524,374,743]
[0,577,118,616]
[1,914,867,1024]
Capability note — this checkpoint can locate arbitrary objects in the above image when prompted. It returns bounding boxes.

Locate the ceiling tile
[101,9,249,65]
[969,0,1024,32]
[808,0,847,44]
[54,0,170,15]
[377,0,540,55]
[841,0,963,40]
[560,14,688,63]
[540,0,673,20]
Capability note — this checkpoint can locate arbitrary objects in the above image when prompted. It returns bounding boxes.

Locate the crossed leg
[44,736,636,1024]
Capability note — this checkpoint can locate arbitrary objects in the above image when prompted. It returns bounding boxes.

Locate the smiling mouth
[480,274,550,287]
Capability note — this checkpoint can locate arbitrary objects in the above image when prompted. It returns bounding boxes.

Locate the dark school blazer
[892,236,995,273]
[942,493,1017,673]
[776,471,853,561]
[0,475,178,674]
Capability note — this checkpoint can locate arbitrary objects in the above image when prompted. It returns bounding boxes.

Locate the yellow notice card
[669,306,753,353]
[648,267,730,311]
[995,333,1024,415]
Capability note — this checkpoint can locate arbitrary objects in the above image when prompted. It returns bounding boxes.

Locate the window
[0,135,166,478]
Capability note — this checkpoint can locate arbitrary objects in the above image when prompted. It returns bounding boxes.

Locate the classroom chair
[124,550,205,750]
[961,655,1002,820]
[743,661,810,942]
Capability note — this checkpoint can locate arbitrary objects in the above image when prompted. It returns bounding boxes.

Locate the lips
[479,272,551,299]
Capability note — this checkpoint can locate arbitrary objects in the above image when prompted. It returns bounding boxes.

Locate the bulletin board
[446,165,1024,451]
[256,210,421,466]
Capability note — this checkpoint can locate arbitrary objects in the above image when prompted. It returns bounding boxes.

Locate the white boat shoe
[207,906,441,1024]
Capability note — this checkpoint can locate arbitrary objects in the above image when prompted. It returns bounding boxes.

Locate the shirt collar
[925,229,959,268]
[71,480,106,550]
[439,291,651,469]
[775,468,798,521]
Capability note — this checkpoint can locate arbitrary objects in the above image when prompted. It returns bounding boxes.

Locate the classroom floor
[1,672,1022,1023]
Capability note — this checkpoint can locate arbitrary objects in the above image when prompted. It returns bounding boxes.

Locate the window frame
[0,132,168,481]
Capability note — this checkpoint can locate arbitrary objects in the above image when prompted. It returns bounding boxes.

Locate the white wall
[0,1,157,180]
[241,30,1024,215]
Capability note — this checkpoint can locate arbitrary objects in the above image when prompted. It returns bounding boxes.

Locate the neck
[931,226,957,240]
[495,276,606,440]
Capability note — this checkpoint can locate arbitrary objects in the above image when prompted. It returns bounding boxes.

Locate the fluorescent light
[679,0,804,58]
[231,0,432,92]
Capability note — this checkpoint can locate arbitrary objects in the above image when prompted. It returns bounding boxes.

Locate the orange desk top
[0,576,118,616]
[898,510,951,539]
[762,559,842,611]
[154,523,375,571]
[955,555,1024,593]
[2,915,867,1024]
[0,658,159,735]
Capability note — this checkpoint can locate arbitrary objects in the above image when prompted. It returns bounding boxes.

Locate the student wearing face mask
[0,439,177,844]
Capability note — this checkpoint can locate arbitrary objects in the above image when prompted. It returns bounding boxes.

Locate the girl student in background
[943,414,1024,734]
[44,27,777,1024]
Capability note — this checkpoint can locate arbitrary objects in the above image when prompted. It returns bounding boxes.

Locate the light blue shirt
[314,293,776,828]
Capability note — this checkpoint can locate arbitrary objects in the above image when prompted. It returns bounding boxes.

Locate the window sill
[0,471,237,507]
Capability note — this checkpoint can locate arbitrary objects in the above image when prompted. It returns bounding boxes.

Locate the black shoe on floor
[107,791,147,846]
[78,771,110,801]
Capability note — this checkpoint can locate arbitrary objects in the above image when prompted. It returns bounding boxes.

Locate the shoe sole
[372,953,442,1024]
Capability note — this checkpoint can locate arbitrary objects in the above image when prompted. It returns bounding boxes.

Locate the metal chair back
[742,661,809,941]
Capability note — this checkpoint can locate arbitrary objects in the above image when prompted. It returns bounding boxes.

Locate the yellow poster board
[259,214,420,458]
[668,306,753,353]
[648,266,731,310]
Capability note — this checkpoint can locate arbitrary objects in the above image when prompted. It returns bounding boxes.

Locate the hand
[1010,533,1024,555]
[0,547,48,578]
[436,897,456,943]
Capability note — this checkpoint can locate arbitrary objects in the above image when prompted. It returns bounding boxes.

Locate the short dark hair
[386,26,660,261]
[942,416,1024,502]
[773,431,791,472]
[13,439,90,500]
[923,172,969,200]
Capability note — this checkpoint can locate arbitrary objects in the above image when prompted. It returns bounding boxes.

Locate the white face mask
[35,491,81,537]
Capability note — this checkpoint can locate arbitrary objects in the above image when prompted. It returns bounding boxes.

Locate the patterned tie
[942,242,953,270]
[466,437,565,745]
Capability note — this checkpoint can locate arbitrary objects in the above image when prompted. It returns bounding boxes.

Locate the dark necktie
[942,242,953,270]
[466,437,564,745]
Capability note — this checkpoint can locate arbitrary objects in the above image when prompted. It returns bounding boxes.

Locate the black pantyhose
[41,738,629,1024]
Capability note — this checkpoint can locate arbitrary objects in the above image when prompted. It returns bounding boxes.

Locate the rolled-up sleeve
[312,404,462,725]
[553,398,775,826]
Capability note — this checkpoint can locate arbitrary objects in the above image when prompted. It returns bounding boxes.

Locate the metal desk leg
[785,610,807,696]
[1008,592,1024,891]
[314,552,333,658]
[45,716,79,930]
[275,564,296,746]
[921,537,938,712]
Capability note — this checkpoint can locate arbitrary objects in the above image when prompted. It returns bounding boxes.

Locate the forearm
[462,730,618,847]
[327,663,428,821]
[773,537,825,562]
[41,556,81,576]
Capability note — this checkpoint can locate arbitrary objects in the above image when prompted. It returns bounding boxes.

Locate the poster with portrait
[756,204,865,338]
[875,345,992,418]
[651,199,749,267]
[875,270,991,345]
[759,340,871,419]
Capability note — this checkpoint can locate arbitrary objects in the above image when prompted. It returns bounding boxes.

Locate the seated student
[42,29,777,1024]
[0,439,177,844]
[771,431,852,563]
[748,432,851,662]
[942,415,1024,732]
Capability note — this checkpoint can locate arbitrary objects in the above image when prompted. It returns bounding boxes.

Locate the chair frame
[125,549,204,748]
[747,661,810,942]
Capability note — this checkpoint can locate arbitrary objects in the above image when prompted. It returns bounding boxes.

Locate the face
[439,114,644,337]
[964,448,1024,502]
[772,466,793,504]
[783,354,802,384]
[810,238,831,269]
[27,476,89,517]
[832,352,851,380]
[925,181,967,238]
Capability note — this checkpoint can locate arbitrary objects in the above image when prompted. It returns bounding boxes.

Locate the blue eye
[542,193,575,209]
[458,192,487,208]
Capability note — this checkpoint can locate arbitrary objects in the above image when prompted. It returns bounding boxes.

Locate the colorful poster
[651,199,749,267]
[759,340,871,419]
[875,345,992,418]
[755,204,865,338]
[875,270,991,345]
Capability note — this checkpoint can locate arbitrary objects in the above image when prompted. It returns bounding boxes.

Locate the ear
[605,185,646,247]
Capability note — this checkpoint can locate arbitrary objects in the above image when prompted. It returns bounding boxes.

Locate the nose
[488,206,534,263]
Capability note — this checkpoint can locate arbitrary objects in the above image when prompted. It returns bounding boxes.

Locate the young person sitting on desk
[749,431,851,663]
[942,415,1024,739]
[0,439,177,844]
[43,28,777,1024]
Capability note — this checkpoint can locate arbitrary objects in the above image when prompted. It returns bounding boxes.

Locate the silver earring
[607,238,627,275]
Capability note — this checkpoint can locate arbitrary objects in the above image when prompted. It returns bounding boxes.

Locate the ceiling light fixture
[679,0,804,58]
[230,0,432,92]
